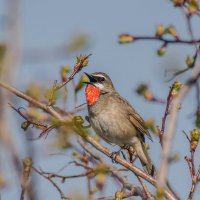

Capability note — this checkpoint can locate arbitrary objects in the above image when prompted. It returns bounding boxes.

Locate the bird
[84,72,154,176]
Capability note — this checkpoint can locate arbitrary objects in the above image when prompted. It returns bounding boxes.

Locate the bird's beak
[83,72,97,84]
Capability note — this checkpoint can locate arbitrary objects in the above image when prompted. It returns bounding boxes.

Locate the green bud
[94,164,109,175]
[170,81,183,96]
[118,34,134,44]
[190,129,200,141]
[145,143,150,150]
[157,46,166,56]
[23,157,32,168]
[169,153,180,162]
[136,84,148,94]
[156,187,165,199]
[91,187,98,194]
[44,88,56,106]
[172,0,184,6]
[115,191,123,200]
[167,26,178,38]
[136,84,154,101]
[73,116,84,126]
[190,129,200,150]
[156,25,166,37]
[21,121,30,131]
[188,0,198,14]
[72,152,78,157]
[60,65,70,82]
[26,83,40,101]
[75,75,88,93]
[76,54,89,68]
[95,174,106,191]
[144,119,158,135]
[186,56,195,68]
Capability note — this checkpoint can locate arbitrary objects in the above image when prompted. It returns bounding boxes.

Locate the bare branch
[0,81,64,119]
[119,34,200,45]
[32,167,70,200]
[158,66,200,190]
[20,157,33,200]
[78,138,132,190]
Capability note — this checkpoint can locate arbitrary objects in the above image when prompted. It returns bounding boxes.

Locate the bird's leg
[120,145,136,163]
[121,151,127,160]
[110,145,132,163]
[127,146,136,163]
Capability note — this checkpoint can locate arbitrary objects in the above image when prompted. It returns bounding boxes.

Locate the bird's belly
[90,111,135,145]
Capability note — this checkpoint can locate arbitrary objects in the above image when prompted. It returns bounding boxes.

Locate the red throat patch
[85,85,101,106]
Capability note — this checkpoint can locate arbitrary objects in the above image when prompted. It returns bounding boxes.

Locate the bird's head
[84,72,115,105]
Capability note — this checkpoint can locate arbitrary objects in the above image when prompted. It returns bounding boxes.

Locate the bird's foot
[110,149,122,163]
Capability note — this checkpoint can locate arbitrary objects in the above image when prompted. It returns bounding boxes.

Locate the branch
[0,80,176,200]
[160,88,173,147]
[55,54,92,91]
[119,34,200,45]
[0,81,63,119]
[32,167,70,200]
[20,157,33,200]
[97,189,146,200]
[39,170,93,180]
[157,66,200,190]
[78,138,133,190]
[77,132,176,200]
[136,175,153,200]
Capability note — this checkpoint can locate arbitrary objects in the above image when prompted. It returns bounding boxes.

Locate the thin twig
[160,90,173,147]
[185,156,193,177]
[20,157,33,200]
[40,170,93,180]
[32,166,70,200]
[97,188,147,200]
[0,81,64,119]
[55,54,92,91]
[119,34,200,45]
[136,175,153,200]
[9,103,48,130]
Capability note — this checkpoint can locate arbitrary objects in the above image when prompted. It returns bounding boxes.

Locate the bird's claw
[110,150,121,163]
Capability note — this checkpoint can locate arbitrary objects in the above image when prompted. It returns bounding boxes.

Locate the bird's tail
[133,139,155,176]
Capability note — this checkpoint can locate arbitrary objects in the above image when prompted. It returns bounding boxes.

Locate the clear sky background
[1,0,200,199]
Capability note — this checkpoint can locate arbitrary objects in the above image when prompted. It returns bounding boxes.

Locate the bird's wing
[129,112,153,142]
[114,92,153,142]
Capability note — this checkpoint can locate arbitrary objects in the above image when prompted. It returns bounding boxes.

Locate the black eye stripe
[98,77,105,82]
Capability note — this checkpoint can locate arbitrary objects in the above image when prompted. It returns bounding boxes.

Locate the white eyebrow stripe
[94,82,104,89]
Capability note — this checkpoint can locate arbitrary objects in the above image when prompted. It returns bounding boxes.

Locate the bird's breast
[85,85,101,106]
[89,104,137,145]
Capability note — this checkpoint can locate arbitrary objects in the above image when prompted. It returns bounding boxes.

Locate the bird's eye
[98,77,105,82]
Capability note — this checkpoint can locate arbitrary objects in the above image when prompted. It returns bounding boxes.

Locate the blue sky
[1,0,200,199]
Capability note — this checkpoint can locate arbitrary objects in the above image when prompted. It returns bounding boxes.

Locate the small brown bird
[84,72,154,175]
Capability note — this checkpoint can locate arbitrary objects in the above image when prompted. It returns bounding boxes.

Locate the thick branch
[80,133,176,200]
[78,139,133,190]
